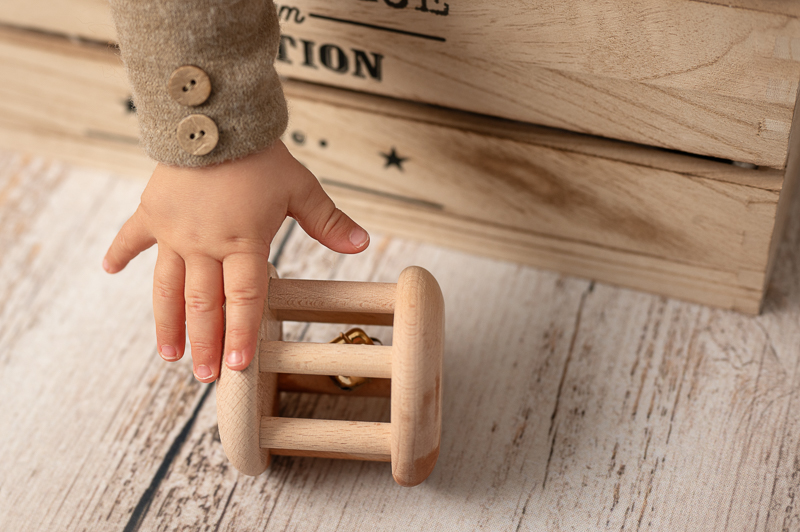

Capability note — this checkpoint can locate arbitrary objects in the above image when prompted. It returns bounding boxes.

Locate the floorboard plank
[0,152,213,530]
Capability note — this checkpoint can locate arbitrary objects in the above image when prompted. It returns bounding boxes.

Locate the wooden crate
[3,0,800,166]
[0,26,795,314]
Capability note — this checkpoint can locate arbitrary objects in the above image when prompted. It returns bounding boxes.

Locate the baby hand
[102,140,369,382]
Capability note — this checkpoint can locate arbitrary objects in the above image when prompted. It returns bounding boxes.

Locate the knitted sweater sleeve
[109,0,288,167]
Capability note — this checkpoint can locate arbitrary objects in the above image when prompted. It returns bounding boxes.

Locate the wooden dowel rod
[268,279,396,325]
[261,342,393,378]
[278,374,392,397]
[269,449,389,462]
[260,417,392,462]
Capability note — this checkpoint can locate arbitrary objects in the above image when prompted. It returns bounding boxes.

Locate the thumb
[104,206,156,273]
[289,177,370,254]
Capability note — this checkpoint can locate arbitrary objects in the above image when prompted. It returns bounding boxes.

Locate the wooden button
[168,65,211,107]
[176,114,219,156]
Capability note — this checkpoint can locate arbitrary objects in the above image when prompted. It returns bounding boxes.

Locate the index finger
[222,252,270,371]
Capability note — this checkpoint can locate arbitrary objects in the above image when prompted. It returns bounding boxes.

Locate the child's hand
[102,140,370,383]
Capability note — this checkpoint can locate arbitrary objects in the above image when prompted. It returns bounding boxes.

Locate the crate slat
[1,0,800,166]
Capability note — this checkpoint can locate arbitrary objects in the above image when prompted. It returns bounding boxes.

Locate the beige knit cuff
[110,0,288,167]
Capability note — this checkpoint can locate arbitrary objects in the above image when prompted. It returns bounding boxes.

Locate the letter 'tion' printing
[278,35,384,81]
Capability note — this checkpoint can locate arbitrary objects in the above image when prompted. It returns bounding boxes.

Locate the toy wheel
[391,266,445,487]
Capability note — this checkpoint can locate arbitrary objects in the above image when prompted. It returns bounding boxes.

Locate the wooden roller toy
[216,264,445,487]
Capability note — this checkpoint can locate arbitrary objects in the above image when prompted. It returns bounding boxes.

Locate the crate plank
[2,0,800,166]
[285,94,781,291]
[0,0,114,43]
[699,0,800,17]
[0,28,153,177]
[274,0,800,168]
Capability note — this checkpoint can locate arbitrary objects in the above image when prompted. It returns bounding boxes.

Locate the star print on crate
[381,147,408,171]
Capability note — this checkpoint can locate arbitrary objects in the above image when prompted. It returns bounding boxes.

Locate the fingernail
[102,258,110,272]
[227,351,243,367]
[349,227,369,248]
[160,345,178,360]
[195,365,213,380]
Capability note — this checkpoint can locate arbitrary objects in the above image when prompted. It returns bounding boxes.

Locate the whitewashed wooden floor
[1,149,800,531]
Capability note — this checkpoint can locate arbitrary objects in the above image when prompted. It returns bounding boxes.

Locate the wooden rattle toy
[216,264,445,487]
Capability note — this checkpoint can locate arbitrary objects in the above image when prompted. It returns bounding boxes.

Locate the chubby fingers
[103,206,156,273]
[221,253,269,372]
[184,256,225,383]
[289,172,370,254]
[153,248,186,362]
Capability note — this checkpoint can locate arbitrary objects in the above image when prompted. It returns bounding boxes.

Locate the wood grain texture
[694,0,800,17]
[390,266,444,487]
[261,341,393,378]
[2,151,800,529]
[0,27,791,313]
[0,151,208,530]
[0,0,114,43]
[763,86,800,312]
[286,90,785,314]
[268,278,396,325]
[275,0,800,167]
[0,27,154,177]
[3,0,800,165]
[260,418,392,462]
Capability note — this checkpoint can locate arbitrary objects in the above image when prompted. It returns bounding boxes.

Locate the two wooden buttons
[168,65,218,156]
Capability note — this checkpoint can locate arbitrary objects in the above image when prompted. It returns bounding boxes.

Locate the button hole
[189,133,195,140]
[199,130,205,136]
[182,86,189,92]
[190,79,196,85]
